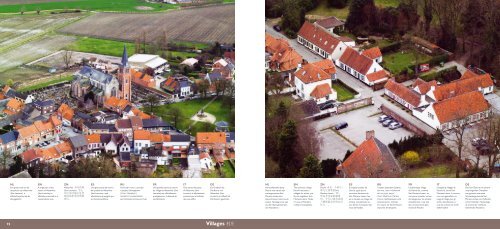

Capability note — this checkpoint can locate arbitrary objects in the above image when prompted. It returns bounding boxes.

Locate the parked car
[335,121,348,130]
[389,122,403,130]
[273,25,281,32]
[382,119,396,127]
[378,115,391,123]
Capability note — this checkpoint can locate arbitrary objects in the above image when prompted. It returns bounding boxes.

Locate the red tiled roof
[196,132,226,145]
[134,130,151,140]
[310,83,333,99]
[311,59,336,74]
[433,91,490,124]
[412,78,438,94]
[339,47,375,75]
[362,47,382,59]
[366,70,389,82]
[433,74,494,101]
[315,16,344,29]
[294,63,331,84]
[270,47,303,72]
[297,21,341,54]
[339,137,400,178]
[384,79,421,107]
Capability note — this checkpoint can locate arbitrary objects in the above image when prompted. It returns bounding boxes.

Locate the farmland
[0,0,178,13]
[59,4,235,44]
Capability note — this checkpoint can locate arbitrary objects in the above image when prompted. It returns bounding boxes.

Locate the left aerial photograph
[0,0,235,178]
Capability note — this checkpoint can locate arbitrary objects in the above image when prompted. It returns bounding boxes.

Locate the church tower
[119,45,132,101]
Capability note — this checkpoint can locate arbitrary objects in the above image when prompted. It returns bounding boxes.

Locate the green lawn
[401,164,457,178]
[382,50,432,74]
[307,0,400,19]
[172,41,210,50]
[0,0,178,14]
[18,75,73,92]
[202,161,235,178]
[149,97,234,134]
[66,37,135,57]
[170,51,198,59]
[332,82,356,101]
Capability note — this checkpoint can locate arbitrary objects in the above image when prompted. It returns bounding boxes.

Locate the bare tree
[443,113,471,178]
[266,73,286,95]
[0,149,12,170]
[62,50,73,70]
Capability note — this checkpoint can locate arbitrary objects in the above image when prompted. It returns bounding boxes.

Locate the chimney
[366,130,375,140]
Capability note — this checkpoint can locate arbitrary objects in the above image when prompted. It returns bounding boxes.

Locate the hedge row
[420,66,458,82]
[380,41,401,53]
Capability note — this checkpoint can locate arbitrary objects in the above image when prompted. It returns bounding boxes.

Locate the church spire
[121,44,129,67]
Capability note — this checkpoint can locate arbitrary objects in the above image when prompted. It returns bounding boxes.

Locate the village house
[196,132,227,165]
[265,33,303,72]
[16,116,62,148]
[162,74,194,98]
[297,21,351,60]
[337,131,401,178]
[69,134,89,158]
[140,143,169,166]
[82,121,118,135]
[0,131,19,153]
[3,98,23,116]
[2,86,34,104]
[293,61,337,103]
[18,141,72,168]
[314,16,345,34]
[56,104,74,127]
[336,47,389,86]
[212,58,235,78]
[32,100,55,115]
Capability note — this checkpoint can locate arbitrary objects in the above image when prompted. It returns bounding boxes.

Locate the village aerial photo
[265,0,500,178]
[0,0,235,178]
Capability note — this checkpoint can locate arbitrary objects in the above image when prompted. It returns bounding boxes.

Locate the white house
[314,16,345,34]
[297,21,348,60]
[294,63,337,103]
[199,152,214,171]
[133,130,151,154]
[129,54,169,75]
[412,91,491,130]
[336,47,388,86]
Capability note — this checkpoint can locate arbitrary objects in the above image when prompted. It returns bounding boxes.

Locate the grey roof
[116,119,132,129]
[142,118,172,129]
[5,88,27,100]
[100,133,130,146]
[226,132,235,143]
[170,134,191,142]
[76,66,114,84]
[69,135,88,148]
[215,121,229,127]
[9,170,32,178]
[75,112,92,120]
[33,100,55,107]
[121,45,129,67]
[0,131,18,144]
[84,121,117,132]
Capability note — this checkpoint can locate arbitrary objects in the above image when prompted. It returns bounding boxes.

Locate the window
[428,112,434,119]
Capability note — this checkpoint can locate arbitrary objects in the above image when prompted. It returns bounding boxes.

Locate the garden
[332,81,357,102]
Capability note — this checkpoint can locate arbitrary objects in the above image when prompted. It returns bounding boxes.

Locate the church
[71,46,132,106]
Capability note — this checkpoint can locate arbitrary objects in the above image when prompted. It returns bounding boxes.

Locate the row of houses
[0,116,62,153]
[384,70,494,130]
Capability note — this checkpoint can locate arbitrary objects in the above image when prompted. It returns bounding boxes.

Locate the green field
[66,37,201,60]
[382,50,432,74]
[307,0,401,19]
[18,75,73,92]
[401,164,457,178]
[149,97,234,135]
[0,0,178,14]
[66,36,135,57]
[332,82,356,101]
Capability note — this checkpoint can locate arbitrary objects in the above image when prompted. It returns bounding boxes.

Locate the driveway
[317,129,356,160]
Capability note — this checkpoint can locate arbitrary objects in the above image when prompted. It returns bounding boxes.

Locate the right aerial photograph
[264,0,500,178]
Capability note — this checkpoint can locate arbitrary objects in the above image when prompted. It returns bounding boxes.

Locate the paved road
[265,24,322,62]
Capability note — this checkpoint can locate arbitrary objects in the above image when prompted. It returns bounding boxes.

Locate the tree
[62,50,73,70]
[9,156,24,176]
[0,150,11,171]
[266,73,286,95]
[422,0,433,32]
[66,157,118,178]
[145,94,159,113]
[277,120,298,177]
[345,0,378,34]
[167,107,183,129]
[329,0,347,8]
[197,79,210,98]
[321,159,339,177]
[443,113,471,178]
[299,154,323,178]
[281,0,306,38]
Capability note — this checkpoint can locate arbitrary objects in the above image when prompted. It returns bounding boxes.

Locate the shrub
[428,54,449,66]
[401,151,421,167]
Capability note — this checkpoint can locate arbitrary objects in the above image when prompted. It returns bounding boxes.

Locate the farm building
[128,54,169,75]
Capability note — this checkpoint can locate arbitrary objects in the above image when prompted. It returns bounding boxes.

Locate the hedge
[380,41,401,53]
[420,66,458,82]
